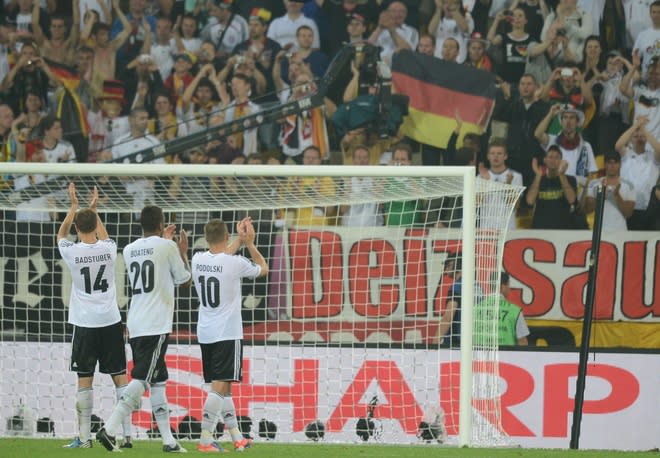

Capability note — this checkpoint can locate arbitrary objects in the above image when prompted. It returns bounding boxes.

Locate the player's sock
[106,379,144,437]
[150,382,177,446]
[115,384,132,442]
[200,391,224,445]
[221,395,243,442]
[76,387,93,442]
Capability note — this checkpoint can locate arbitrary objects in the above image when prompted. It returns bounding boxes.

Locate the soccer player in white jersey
[57,183,132,449]
[193,217,268,453]
[97,205,191,453]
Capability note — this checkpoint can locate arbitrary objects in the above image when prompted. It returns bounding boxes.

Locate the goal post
[0,162,523,446]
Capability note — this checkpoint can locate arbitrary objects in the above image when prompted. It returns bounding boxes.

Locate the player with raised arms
[193,217,269,453]
[57,183,132,448]
[97,205,191,453]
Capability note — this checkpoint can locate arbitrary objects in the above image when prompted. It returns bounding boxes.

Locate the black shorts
[70,322,127,376]
[201,339,243,383]
[129,334,170,384]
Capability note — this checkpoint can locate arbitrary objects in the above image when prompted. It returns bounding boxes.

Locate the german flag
[392,50,497,148]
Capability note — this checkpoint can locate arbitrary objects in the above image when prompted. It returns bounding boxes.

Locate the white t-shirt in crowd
[267,14,320,50]
[58,238,121,328]
[123,236,191,338]
[621,146,660,210]
[193,250,261,344]
[433,15,474,64]
[545,135,598,185]
[44,140,76,163]
[633,27,660,77]
[587,177,635,231]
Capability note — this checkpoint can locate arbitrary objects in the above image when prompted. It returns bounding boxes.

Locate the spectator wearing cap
[614,116,660,229]
[534,103,598,186]
[619,53,660,142]
[110,0,158,73]
[494,73,549,186]
[233,8,282,106]
[87,79,130,161]
[540,0,593,63]
[509,0,549,42]
[583,150,635,231]
[538,64,594,134]
[525,144,578,229]
[488,7,534,84]
[633,0,660,78]
[464,32,492,71]
[267,0,320,50]
[315,0,378,57]
[369,1,419,66]
[31,0,80,67]
[201,0,249,61]
[164,52,196,111]
[428,0,473,64]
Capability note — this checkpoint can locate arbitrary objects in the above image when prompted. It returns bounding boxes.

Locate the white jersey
[44,140,76,163]
[123,236,191,338]
[58,238,121,328]
[192,251,261,344]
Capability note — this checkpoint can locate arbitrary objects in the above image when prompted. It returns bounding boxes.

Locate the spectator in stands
[111,107,160,161]
[267,0,321,50]
[534,103,597,186]
[538,65,594,134]
[646,180,660,229]
[197,40,224,72]
[495,73,549,186]
[287,145,338,226]
[488,7,533,84]
[0,104,15,174]
[633,1,660,77]
[201,0,248,63]
[583,151,635,231]
[121,54,164,118]
[164,52,196,111]
[40,116,76,163]
[224,73,260,158]
[347,12,369,46]
[382,143,424,226]
[339,145,384,227]
[142,16,176,82]
[180,64,228,135]
[619,54,660,142]
[279,69,334,164]
[478,139,523,230]
[314,1,377,57]
[148,91,186,142]
[78,1,112,31]
[439,36,460,62]
[464,32,493,71]
[476,272,530,346]
[110,0,158,72]
[173,13,202,55]
[0,40,60,114]
[428,0,473,64]
[289,25,328,79]
[83,1,132,95]
[0,17,17,84]
[16,91,47,141]
[87,79,130,161]
[540,0,593,63]
[8,0,43,37]
[510,0,549,42]
[13,141,55,222]
[31,0,80,66]
[614,116,660,230]
[417,33,436,56]
[525,144,578,229]
[525,17,578,84]
[369,1,419,66]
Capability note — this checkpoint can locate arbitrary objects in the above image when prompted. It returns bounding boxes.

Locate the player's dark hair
[205,219,228,245]
[141,205,164,233]
[75,209,98,234]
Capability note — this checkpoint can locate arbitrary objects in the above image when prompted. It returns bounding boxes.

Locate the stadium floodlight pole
[458,168,477,447]
[569,183,606,450]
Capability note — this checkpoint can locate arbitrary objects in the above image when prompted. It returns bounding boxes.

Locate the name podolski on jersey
[195,264,224,273]
[74,254,112,264]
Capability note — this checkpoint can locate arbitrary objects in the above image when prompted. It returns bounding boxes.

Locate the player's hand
[89,186,99,211]
[68,182,78,208]
[177,228,188,255]
[162,223,176,240]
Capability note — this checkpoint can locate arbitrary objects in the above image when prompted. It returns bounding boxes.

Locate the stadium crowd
[0,0,659,230]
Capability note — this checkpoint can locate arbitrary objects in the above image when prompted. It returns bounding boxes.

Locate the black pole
[569,183,606,449]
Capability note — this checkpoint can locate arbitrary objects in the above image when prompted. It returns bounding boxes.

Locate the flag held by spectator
[391,50,496,149]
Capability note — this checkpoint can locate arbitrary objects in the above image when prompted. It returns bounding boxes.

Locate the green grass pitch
[0,439,657,457]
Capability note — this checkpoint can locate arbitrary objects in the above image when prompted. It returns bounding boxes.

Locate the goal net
[0,162,522,446]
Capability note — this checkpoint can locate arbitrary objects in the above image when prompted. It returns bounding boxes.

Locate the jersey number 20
[130,260,155,294]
